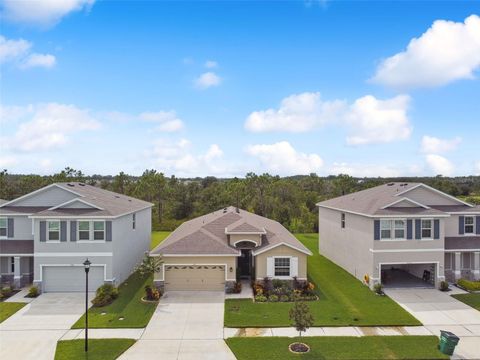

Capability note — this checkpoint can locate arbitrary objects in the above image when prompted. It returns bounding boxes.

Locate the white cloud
[476,161,480,175]
[139,111,184,132]
[329,162,401,177]
[245,92,411,145]
[0,35,56,69]
[20,53,56,69]
[420,135,462,154]
[0,155,17,168]
[246,141,323,175]
[372,15,480,89]
[1,0,95,26]
[205,60,218,68]
[345,95,411,145]
[194,72,222,89]
[245,92,345,133]
[2,103,100,152]
[425,154,455,176]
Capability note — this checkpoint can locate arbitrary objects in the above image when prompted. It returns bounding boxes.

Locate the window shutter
[459,216,464,235]
[70,221,77,242]
[476,216,480,235]
[106,221,112,241]
[40,221,46,242]
[266,257,274,277]
[7,218,14,238]
[406,220,413,240]
[374,220,380,240]
[60,221,67,242]
[290,257,298,277]
[415,219,421,239]
[433,219,440,239]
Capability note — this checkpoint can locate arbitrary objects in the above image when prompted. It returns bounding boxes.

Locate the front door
[238,249,251,278]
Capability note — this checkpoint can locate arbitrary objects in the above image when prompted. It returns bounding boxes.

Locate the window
[48,220,60,241]
[380,219,406,240]
[421,219,432,239]
[274,257,290,276]
[461,252,473,270]
[465,216,474,234]
[78,221,90,240]
[93,221,105,240]
[380,220,392,239]
[0,218,7,237]
[132,213,136,230]
[341,213,345,228]
[394,220,406,239]
[10,257,14,273]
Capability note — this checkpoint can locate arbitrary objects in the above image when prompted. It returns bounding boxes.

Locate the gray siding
[11,186,77,207]
[404,186,460,206]
[3,216,33,240]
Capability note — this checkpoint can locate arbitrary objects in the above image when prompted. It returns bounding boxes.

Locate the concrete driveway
[385,288,480,359]
[0,292,92,360]
[120,291,235,360]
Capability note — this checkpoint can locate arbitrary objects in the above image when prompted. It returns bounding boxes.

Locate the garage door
[164,265,225,291]
[43,266,104,292]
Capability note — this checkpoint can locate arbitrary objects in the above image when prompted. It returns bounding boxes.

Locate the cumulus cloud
[204,60,218,68]
[139,111,184,132]
[245,92,411,145]
[372,15,480,89]
[1,0,95,26]
[246,141,323,175]
[0,155,17,168]
[329,162,401,177]
[420,135,462,154]
[194,72,222,89]
[0,35,56,69]
[425,154,455,176]
[2,103,100,152]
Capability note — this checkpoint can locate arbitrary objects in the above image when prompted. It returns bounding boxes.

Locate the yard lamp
[83,258,91,352]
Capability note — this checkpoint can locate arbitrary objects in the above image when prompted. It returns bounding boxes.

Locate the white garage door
[165,265,225,291]
[42,266,104,292]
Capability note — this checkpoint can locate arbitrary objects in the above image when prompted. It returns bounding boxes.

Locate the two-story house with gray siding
[317,183,480,289]
[0,183,152,292]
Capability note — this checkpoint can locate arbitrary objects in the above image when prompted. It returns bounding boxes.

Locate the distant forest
[1,168,479,233]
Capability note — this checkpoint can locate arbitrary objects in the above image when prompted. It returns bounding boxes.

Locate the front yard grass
[151,231,170,249]
[225,233,420,327]
[55,339,135,360]
[0,302,26,323]
[452,293,480,311]
[226,336,448,360]
[71,272,156,329]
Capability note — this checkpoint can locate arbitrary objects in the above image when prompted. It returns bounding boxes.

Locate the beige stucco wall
[254,245,307,280]
[228,234,261,247]
[318,207,375,283]
[154,256,237,281]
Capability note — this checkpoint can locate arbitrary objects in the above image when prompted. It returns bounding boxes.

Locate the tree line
[1,168,479,233]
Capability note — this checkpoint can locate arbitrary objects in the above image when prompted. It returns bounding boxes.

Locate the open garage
[380,263,437,288]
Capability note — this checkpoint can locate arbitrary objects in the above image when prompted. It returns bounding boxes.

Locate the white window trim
[273,256,291,279]
[47,219,61,243]
[76,220,106,243]
[421,218,433,240]
[93,220,106,241]
[464,216,475,235]
[380,219,407,241]
[0,217,7,239]
[78,220,91,241]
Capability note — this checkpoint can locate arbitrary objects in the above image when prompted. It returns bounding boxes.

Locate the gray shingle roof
[151,206,312,256]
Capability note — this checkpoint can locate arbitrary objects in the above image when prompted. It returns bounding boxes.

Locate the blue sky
[1,1,479,177]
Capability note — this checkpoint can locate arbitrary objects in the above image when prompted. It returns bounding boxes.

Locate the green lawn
[226,336,447,360]
[225,234,420,327]
[0,302,26,323]
[452,293,480,311]
[151,231,170,249]
[71,272,157,329]
[55,339,135,360]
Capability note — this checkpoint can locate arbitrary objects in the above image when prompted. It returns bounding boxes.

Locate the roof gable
[396,184,471,207]
[1,184,80,208]
[49,198,103,211]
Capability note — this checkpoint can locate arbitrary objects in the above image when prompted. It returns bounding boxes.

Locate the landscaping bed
[55,339,135,360]
[452,293,480,311]
[456,279,480,293]
[226,336,448,360]
[0,302,26,323]
[71,272,157,329]
[225,234,420,327]
[253,278,317,303]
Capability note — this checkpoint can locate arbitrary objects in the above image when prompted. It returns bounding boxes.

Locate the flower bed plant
[143,285,161,302]
[457,279,480,292]
[252,278,317,302]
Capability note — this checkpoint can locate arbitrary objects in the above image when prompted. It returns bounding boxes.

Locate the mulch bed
[288,342,310,354]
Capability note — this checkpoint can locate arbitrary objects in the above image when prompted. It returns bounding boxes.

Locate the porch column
[13,256,21,288]
[473,252,480,281]
[454,252,461,281]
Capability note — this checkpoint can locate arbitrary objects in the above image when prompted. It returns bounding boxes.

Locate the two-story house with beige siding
[317,183,480,289]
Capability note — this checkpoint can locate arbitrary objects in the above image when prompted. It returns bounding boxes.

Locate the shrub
[91,284,119,307]
[263,277,273,295]
[280,294,290,302]
[144,285,161,301]
[233,281,242,294]
[457,279,480,292]
[268,294,279,302]
[373,283,384,295]
[272,279,286,289]
[253,282,264,296]
[439,281,449,292]
[1,286,13,297]
[255,294,267,302]
[27,286,39,298]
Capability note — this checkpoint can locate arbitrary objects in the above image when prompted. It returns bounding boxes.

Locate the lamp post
[83,258,91,352]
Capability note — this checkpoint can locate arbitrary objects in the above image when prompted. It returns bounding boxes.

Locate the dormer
[225,221,266,248]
